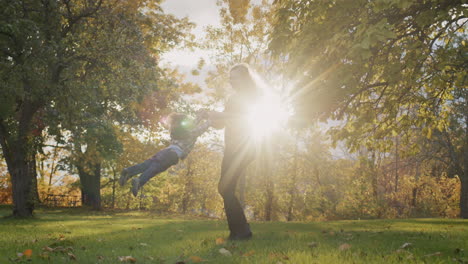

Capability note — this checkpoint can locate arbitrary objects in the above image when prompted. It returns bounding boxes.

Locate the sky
[160,0,220,68]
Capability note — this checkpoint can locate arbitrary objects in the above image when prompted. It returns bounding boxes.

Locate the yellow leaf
[215,237,225,245]
[119,256,137,263]
[242,250,255,257]
[23,249,33,258]
[190,256,205,262]
[424,252,442,257]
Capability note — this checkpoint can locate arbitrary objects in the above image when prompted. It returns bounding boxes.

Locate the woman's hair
[230,63,261,96]
[167,113,193,140]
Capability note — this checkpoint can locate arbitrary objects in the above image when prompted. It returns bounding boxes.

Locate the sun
[246,93,292,141]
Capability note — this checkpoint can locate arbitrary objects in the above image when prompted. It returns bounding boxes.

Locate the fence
[43,194,81,207]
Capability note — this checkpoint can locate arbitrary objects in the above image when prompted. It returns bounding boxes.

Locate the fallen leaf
[118,256,137,263]
[23,249,33,258]
[339,243,351,251]
[424,252,442,257]
[269,253,289,260]
[308,242,318,248]
[97,255,105,260]
[400,242,412,249]
[54,246,65,252]
[68,252,77,260]
[43,246,54,252]
[215,237,225,245]
[189,256,205,262]
[219,248,232,256]
[242,250,255,257]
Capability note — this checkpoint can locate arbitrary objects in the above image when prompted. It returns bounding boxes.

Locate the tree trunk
[238,171,246,209]
[10,154,36,217]
[265,180,274,221]
[30,153,41,204]
[111,167,116,209]
[78,162,102,210]
[264,161,274,221]
[461,170,468,218]
[460,118,468,218]
[287,142,299,221]
[181,174,193,214]
[0,101,41,217]
[394,136,399,193]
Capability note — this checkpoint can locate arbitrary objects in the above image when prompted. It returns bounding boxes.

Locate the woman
[208,63,261,240]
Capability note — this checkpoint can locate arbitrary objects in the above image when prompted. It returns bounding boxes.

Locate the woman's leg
[218,153,253,239]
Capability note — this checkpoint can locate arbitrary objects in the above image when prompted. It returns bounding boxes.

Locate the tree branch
[61,0,104,38]
[338,82,389,119]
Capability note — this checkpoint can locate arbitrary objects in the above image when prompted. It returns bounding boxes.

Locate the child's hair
[167,113,194,140]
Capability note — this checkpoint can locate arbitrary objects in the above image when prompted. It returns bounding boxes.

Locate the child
[119,112,211,196]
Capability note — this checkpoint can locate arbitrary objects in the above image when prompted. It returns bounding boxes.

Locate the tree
[0,0,192,216]
[270,0,467,217]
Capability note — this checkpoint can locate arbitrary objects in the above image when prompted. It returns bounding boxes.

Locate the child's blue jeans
[124,147,180,186]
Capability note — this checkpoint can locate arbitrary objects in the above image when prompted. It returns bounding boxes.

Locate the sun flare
[247,93,292,140]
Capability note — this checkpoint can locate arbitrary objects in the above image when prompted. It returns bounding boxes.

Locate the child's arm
[190,119,212,138]
[206,111,227,129]
[200,97,240,129]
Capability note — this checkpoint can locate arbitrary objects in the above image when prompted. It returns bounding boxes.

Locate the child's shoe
[131,178,140,197]
[119,169,129,186]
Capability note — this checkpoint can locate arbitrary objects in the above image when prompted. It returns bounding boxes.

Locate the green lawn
[0,206,467,263]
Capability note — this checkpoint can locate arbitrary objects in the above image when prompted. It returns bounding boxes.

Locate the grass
[0,206,467,263]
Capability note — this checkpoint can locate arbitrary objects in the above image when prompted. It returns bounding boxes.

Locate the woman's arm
[207,111,228,129]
